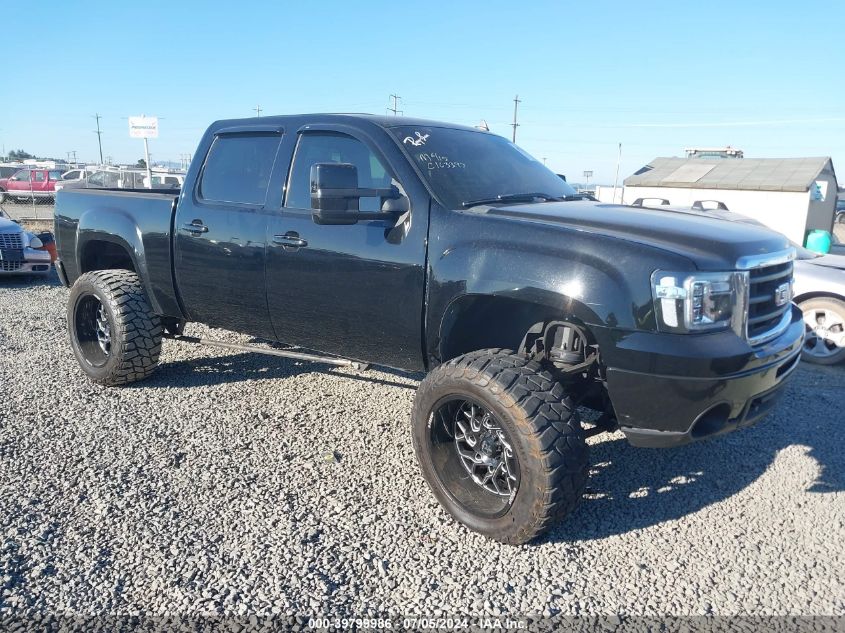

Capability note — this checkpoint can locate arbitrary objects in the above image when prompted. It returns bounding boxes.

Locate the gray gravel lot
[0,272,843,622]
[0,201,55,222]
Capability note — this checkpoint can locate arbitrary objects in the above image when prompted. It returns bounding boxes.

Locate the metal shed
[621,157,838,245]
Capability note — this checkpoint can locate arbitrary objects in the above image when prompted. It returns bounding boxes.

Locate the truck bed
[54,188,183,317]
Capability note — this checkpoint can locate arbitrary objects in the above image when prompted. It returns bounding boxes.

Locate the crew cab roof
[206,113,482,135]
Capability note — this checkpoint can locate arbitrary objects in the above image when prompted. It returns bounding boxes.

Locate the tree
[136,158,147,168]
[8,149,34,160]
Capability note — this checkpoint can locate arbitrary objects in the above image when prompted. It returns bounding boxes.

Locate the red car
[0,168,66,203]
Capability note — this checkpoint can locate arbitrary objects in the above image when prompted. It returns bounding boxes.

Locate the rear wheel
[68,270,163,385]
[412,349,589,544]
[799,297,845,365]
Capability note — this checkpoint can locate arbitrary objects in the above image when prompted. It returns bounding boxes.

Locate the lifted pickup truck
[55,114,804,544]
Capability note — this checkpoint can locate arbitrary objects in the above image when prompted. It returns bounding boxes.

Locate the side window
[34,171,46,182]
[199,133,280,205]
[48,170,64,180]
[285,133,393,212]
[63,170,79,180]
[14,170,31,181]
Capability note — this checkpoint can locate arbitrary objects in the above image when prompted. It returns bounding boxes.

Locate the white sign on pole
[128,116,159,139]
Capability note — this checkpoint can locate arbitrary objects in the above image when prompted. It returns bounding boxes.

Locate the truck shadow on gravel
[137,351,422,391]
[546,367,844,543]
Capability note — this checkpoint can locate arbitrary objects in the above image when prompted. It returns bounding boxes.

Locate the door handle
[181,220,208,234]
[273,233,308,248]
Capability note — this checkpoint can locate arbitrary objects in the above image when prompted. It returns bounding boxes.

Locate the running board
[163,334,370,371]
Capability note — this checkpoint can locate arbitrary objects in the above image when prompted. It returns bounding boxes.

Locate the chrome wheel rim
[453,401,518,497]
[428,396,520,518]
[803,307,845,358]
[95,303,111,355]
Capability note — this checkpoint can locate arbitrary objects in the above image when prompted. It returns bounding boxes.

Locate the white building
[620,156,838,245]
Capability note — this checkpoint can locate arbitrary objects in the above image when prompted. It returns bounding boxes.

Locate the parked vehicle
[794,252,845,365]
[836,197,845,223]
[0,168,66,202]
[0,211,52,275]
[54,114,804,544]
[55,168,147,193]
[144,172,184,189]
[59,168,96,183]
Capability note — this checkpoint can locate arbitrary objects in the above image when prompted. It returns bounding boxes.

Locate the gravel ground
[0,272,843,624]
[0,201,54,223]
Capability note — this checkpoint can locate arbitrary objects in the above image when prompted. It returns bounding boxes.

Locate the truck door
[8,170,32,197]
[174,129,283,339]
[265,128,428,370]
[32,170,48,196]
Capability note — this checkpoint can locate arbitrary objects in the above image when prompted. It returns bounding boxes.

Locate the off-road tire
[68,270,163,385]
[412,348,589,544]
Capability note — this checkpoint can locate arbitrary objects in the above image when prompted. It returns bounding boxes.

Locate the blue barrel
[805,229,832,254]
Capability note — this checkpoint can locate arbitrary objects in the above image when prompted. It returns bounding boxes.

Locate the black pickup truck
[55,114,804,544]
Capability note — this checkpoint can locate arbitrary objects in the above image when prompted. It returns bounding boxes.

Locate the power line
[93,113,104,164]
[388,94,403,116]
[254,105,262,118]
[511,95,521,143]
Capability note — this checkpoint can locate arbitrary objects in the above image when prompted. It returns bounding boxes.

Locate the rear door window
[34,171,46,182]
[199,134,280,205]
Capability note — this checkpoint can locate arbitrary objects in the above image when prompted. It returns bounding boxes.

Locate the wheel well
[794,291,845,305]
[439,295,594,362]
[80,240,135,274]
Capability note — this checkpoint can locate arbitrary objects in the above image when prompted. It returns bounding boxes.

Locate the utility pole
[93,113,104,164]
[388,94,403,116]
[612,143,622,204]
[511,94,521,143]
[254,105,262,117]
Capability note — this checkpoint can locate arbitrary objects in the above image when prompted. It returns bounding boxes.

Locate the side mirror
[310,163,362,225]
[310,163,406,226]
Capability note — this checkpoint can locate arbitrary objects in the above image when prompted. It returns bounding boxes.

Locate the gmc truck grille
[0,232,24,249]
[747,261,793,343]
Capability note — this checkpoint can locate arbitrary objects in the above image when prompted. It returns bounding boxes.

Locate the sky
[2,0,843,185]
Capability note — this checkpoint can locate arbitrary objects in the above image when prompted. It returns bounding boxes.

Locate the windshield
[389,125,577,209]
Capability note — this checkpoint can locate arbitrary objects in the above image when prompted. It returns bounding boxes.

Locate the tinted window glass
[62,170,80,180]
[199,134,279,205]
[286,133,393,211]
[34,171,46,182]
[48,170,64,180]
[389,126,576,209]
[14,170,31,181]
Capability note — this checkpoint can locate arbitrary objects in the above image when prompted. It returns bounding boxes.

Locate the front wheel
[412,349,589,544]
[68,270,163,385]
[800,297,845,365]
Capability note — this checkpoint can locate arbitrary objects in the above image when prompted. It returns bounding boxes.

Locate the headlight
[652,270,747,334]
[28,236,43,249]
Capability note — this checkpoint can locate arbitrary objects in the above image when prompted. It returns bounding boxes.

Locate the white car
[794,251,845,365]
[0,212,52,275]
